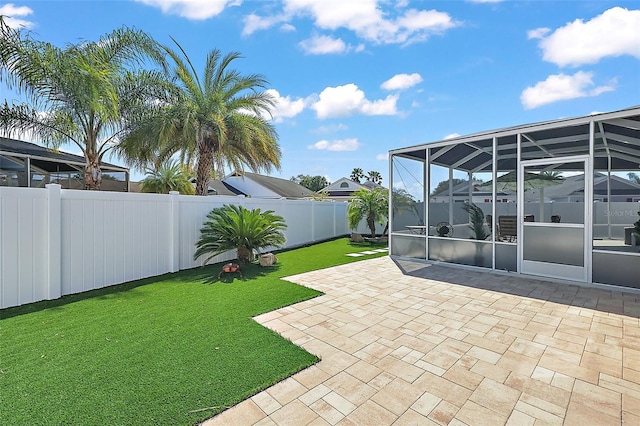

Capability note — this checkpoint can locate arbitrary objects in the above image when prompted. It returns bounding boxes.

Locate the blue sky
[1,0,639,186]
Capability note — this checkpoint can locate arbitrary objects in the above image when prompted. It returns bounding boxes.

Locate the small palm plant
[140,161,195,195]
[348,188,389,238]
[194,204,287,264]
[462,201,490,240]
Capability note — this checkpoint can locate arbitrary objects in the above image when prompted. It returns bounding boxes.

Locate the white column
[46,184,62,299]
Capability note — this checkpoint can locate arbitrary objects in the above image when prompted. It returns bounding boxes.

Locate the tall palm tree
[366,170,383,185]
[350,167,364,183]
[348,188,389,238]
[0,17,164,189]
[118,41,281,196]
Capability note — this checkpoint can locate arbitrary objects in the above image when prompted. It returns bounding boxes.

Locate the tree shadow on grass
[0,261,283,320]
[173,261,282,285]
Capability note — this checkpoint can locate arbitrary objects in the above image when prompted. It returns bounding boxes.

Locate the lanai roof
[391,106,640,173]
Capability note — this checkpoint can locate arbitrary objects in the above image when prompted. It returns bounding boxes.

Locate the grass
[0,238,387,425]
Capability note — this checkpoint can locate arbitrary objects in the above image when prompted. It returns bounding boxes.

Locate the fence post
[311,200,316,242]
[169,191,180,273]
[46,184,62,300]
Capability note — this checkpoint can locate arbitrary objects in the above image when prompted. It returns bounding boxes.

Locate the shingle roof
[231,172,315,198]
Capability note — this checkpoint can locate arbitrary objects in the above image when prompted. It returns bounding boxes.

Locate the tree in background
[430,178,466,196]
[366,170,383,185]
[350,167,365,183]
[629,172,640,184]
[0,17,164,190]
[290,174,329,192]
[118,41,281,196]
[194,204,286,264]
[348,188,389,238]
[140,161,195,195]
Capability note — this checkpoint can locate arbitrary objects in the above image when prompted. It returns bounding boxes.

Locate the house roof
[226,171,315,199]
[321,177,367,194]
[527,172,640,199]
[207,179,246,196]
[0,137,128,173]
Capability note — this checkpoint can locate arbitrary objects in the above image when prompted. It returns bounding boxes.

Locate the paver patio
[203,257,640,425]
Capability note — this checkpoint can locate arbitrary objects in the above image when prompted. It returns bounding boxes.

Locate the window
[340,182,349,188]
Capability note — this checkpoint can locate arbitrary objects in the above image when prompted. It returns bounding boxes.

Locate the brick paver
[203,257,640,425]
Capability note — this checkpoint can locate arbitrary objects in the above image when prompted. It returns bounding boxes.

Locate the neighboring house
[321,177,374,201]
[429,173,640,204]
[431,180,514,203]
[0,137,129,191]
[528,173,640,203]
[220,171,315,199]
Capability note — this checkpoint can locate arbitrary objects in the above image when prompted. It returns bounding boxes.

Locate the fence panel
[60,191,174,296]
[0,186,356,309]
[0,187,49,308]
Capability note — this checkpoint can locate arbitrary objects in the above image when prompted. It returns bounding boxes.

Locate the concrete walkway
[204,257,640,425]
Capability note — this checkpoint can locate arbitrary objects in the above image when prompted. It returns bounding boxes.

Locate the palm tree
[462,201,490,240]
[0,17,164,189]
[118,41,281,196]
[366,170,383,185]
[194,204,287,264]
[140,161,195,195]
[350,167,364,183]
[382,188,417,236]
[348,188,389,238]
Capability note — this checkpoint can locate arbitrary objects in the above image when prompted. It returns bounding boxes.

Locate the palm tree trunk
[367,216,376,238]
[85,154,102,190]
[195,141,214,196]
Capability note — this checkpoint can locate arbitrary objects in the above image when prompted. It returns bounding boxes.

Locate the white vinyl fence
[0,185,350,309]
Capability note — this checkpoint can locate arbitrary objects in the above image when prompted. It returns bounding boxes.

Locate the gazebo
[389,106,640,289]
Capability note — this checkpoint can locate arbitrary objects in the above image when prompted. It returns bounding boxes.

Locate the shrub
[194,204,286,264]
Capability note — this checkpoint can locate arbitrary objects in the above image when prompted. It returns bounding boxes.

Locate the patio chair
[498,215,517,242]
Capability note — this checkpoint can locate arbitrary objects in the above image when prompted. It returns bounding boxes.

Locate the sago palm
[140,161,195,195]
[118,40,281,196]
[0,17,164,189]
[348,188,389,238]
[194,204,287,264]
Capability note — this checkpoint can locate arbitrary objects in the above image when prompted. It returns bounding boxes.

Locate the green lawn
[0,238,387,425]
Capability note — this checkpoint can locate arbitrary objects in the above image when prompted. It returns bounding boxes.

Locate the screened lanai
[389,106,640,289]
[0,137,129,191]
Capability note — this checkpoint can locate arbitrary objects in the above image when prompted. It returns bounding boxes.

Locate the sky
[1,0,639,187]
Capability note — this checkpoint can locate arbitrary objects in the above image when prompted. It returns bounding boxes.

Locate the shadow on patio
[204,256,640,426]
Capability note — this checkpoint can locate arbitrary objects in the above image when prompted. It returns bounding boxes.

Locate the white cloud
[527,27,550,40]
[280,23,296,32]
[531,7,640,67]
[444,133,461,139]
[242,13,286,35]
[245,0,459,46]
[307,138,361,151]
[520,71,615,109]
[312,123,349,134]
[0,3,35,29]
[376,153,389,160]
[135,0,241,20]
[299,35,347,54]
[311,83,398,119]
[381,73,423,90]
[265,89,309,122]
